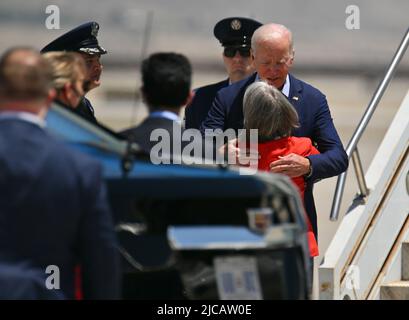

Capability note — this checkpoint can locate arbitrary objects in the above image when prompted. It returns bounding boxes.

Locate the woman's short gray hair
[243,81,299,140]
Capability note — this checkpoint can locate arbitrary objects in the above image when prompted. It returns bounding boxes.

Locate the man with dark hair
[41,21,107,123]
[0,47,120,299]
[184,17,262,129]
[121,52,196,158]
[120,53,200,299]
[141,52,192,110]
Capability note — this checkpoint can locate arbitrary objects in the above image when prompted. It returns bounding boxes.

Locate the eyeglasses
[223,47,251,58]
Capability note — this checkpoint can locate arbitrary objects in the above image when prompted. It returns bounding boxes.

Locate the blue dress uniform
[41,21,107,124]
[185,79,229,129]
[76,97,97,124]
[184,17,262,129]
[201,73,349,238]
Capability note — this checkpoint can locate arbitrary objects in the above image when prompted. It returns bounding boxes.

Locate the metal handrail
[330,27,409,221]
[351,148,369,197]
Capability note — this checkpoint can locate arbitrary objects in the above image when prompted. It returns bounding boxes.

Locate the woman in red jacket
[242,81,319,257]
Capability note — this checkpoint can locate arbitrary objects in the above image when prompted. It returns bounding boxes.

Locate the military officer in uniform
[184,17,262,129]
[41,21,107,124]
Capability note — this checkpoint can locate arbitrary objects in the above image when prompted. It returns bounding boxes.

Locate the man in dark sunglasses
[184,17,262,129]
[223,46,251,58]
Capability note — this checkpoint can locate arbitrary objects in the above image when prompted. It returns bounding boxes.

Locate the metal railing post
[330,171,348,221]
[329,27,409,221]
[351,149,369,198]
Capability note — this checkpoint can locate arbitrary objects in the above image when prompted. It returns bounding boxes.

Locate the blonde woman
[43,51,88,112]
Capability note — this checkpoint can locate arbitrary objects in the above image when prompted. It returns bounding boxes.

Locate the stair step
[402,242,409,280]
[380,281,409,300]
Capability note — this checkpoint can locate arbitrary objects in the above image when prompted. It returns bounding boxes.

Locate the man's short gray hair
[251,23,294,56]
[243,81,299,140]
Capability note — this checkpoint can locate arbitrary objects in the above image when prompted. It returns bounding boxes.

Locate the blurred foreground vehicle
[46,104,312,299]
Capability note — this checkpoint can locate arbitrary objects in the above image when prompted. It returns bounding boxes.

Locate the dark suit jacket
[121,116,216,161]
[200,73,349,236]
[185,79,229,129]
[121,117,207,298]
[75,97,98,124]
[0,118,120,299]
[0,262,65,299]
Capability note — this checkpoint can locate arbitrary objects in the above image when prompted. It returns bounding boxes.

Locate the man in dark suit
[185,17,262,130]
[0,47,120,299]
[201,24,349,238]
[121,52,216,163]
[41,21,107,124]
[119,53,207,298]
[0,262,65,299]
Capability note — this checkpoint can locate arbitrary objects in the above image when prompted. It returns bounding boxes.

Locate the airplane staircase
[318,27,409,300]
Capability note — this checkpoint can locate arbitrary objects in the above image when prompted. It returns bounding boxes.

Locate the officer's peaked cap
[41,21,107,55]
[214,17,263,47]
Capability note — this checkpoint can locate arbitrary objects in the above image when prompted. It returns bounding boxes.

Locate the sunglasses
[223,47,251,58]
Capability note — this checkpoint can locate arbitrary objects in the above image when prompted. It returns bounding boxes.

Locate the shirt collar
[149,110,181,123]
[281,74,290,97]
[255,74,290,98]
[0,111,46,128]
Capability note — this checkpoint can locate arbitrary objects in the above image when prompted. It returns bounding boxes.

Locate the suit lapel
[231,73,258,130]
[288,74,303,110]
[288,74,310,137]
